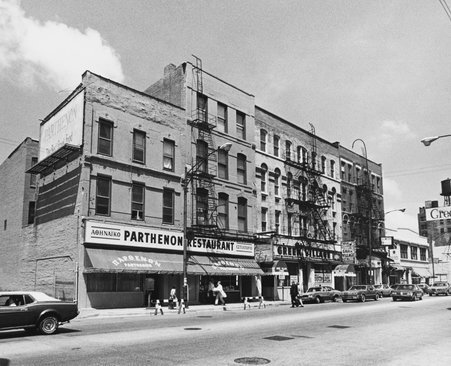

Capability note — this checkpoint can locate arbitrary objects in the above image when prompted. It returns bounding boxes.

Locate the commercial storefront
[82,220,263,308]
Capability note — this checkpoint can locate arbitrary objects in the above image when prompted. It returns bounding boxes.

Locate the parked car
[0,291,79,335]
[391,284,423,301]
[428,282,451,296]
[342,285,379,303]
[373,284,392,297]
[299,286,342,304]
[417,284,430,295]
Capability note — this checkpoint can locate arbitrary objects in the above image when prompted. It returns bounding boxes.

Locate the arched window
[260,164,268,193]
[238,197,248,232]
[274,168,281,196]
[260,129,267,152]
[218,193,229,230]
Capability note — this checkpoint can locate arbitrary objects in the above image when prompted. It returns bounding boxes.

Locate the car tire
[429,293,432,296]
[333,295,340,302]
[392,297,397,301]
[315,296,321,304]
[343,299,348,303]
[360,294,366,303]
[374,294,378,301]
[38,315,59,335]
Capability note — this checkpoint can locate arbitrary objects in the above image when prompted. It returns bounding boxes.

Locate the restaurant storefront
[81,220,263,308]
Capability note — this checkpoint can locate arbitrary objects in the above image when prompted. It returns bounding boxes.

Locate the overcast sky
[1,0,451,231]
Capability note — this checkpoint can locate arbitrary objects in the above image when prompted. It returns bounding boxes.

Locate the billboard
[380,236,394,246]
[40,91,84,160]
[425,206,451,221]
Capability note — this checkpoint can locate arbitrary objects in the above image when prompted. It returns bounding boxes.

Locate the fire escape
[283,123,337,260]
[187,55,222,237]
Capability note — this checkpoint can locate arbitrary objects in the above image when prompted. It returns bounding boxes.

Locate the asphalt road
[0,296,450,366]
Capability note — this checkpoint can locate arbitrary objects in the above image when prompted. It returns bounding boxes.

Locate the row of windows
[400,244,428,261]
[95,176,249,232]
[341,161,382,192]
[259,129,336,178]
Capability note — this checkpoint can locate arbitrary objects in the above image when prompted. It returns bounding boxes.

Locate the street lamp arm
[385,208,406,215]
[421,134,451,146]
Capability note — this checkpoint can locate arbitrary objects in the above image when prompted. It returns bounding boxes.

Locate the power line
[438,0,451,23]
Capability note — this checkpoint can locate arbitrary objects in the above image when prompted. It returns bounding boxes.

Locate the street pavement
[76,299,288,320]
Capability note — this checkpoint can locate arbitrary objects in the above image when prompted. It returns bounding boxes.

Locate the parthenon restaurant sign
[84,220,254,257]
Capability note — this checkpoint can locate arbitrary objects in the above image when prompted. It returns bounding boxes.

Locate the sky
[1,0,451,232]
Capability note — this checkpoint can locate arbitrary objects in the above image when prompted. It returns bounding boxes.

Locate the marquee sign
[84,220,254,257]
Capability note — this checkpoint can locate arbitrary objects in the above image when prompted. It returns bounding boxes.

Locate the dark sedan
[0,291,79,335]
[342,285,379,303]
[391,284,423,301]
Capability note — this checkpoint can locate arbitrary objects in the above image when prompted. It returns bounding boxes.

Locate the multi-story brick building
[0,138,39,290]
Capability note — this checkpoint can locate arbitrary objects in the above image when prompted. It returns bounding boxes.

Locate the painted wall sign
[341,241,356,264]
[425,206,451,221]
[84,220,254,257]
[40,91,84,160]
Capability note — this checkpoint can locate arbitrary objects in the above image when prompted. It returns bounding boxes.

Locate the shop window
[133,130,146,163]
[217,102,227,133]
[131,183,145,220]
[238,197,247,232]
[218,149,228,179]
[117,273,141,292]
[163,188,174,224]
[237,154,247,184]
[96,176,111,216]
[236,111,246,140]
[218,193,229,230]
[98,118,113,156]
[86,273,116,292]
[163,139,175,171]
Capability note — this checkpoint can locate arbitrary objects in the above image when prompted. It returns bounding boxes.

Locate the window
[288,213,293,236]
[197,93,208,123]
[238,197,247,232]
[287,172,293,198]
[218,149,228,179]
[131,183,145,220]
[236,111,246,140]
[217,103,227,133]
[96,176,111,216]
[117,273,141,292]
[273,135,280,157]
[30,157,38,187]
[133,130,146,163]
[260,164,268,193]
[400,244,408,259]
[196,188,209,225]
[301,147,308,164]
[28,201,35,224]
[98,119,113,156]
[274,168,281,196]
[261,207,268,232]
[218,193,229,230]
[237,154,247,184]
[275,211,281,234]
[330,160,335,178]
[311,151,317,170]
[86,273,115,292]
[347,164,353,183]
[163,139,175,171]
[341,162,346,180]
[285,140,292,160]
[321,156,327,174]
[420,248,427,261]
[196,140,208,174]
[411,246,418,260]
[355,167,361,184]
[163,188,174,224]
[260,129,267,152]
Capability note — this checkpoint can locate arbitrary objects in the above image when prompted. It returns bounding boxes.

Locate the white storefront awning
[333,264,356,277]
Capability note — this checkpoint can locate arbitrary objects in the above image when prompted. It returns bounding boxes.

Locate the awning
[188,255,264,276]
[390,264,405,272]
[333,264,356,277]
[84,248,182,274]
[261,260,289,276]
[411,267,432,278]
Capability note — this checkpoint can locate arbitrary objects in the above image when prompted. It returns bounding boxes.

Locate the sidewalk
[76,300,289,320]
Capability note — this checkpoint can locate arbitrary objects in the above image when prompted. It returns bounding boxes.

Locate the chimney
[164,64,176,76]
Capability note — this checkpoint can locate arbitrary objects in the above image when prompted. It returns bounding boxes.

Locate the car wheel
[38,315,59,335]
[333,295,340,302]
[429,293,432,296]
[315,296,321,304]
[360,294,366,303]
[374,294,378,301]
[392,297,397,301]
[343,299,348,303]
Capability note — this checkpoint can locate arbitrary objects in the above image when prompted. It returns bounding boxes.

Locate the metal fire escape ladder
[189,56,222,236]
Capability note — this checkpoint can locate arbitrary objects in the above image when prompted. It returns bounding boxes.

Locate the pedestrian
[207,280,215,304]
[214,281,227,310]
[168,286,177,310]
[296,282,304,307]
[290,281,300,307]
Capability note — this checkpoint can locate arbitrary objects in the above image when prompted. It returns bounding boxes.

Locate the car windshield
[306,287,322,293]
[29,292,61,302]
[433,283,446,287]
[396,285,415,290]
[349,286,367,290]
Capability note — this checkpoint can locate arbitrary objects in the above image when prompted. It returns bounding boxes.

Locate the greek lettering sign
[40,91,84,160]
[84,220,254,257]
[425,206,451,221]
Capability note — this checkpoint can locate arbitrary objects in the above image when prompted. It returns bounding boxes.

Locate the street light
[352,138,373,284]
[421,134,451,146]
[181,142,232,307]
